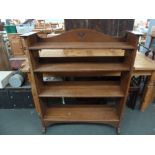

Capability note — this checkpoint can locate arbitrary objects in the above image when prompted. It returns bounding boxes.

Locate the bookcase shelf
[34,62,130,73]
[39,81,124,98]
[28,42,135,50]
[43,105,119,123]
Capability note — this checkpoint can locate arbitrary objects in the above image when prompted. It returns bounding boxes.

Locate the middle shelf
[34,62,129,73]
[39,81,124,98]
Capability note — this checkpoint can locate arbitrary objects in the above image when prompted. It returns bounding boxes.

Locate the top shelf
[29,42,135,50]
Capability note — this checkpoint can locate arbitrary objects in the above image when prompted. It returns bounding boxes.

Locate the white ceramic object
[0,71,14,88]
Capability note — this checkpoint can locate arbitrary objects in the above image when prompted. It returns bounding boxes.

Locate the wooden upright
[0,35,11,70]
[21,29,138,134]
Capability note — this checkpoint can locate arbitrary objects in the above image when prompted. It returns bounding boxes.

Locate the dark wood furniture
[0,83,34,108]
[0,24,4,31]
[65,19,134,37]
[21,29,137,134]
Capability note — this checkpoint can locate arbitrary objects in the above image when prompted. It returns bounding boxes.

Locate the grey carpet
[0,103,155,135]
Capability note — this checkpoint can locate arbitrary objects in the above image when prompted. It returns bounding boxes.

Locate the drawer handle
[10,96,13,99]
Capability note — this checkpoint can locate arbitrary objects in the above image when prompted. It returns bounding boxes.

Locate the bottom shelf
[43,105,119,123]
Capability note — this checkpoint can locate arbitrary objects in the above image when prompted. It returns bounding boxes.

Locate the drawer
[9,90,34,108]
[0,90,13,108]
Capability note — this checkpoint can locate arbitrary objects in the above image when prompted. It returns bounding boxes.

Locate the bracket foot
[116,127,121,135]
[42,127,46,134]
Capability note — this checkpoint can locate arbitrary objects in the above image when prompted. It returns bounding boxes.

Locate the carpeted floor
[0,103,155,135]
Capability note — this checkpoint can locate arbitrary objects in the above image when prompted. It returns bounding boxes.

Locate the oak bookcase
[21,29,137,134]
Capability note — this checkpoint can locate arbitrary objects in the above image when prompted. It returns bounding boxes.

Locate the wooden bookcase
[21,29,137,134]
